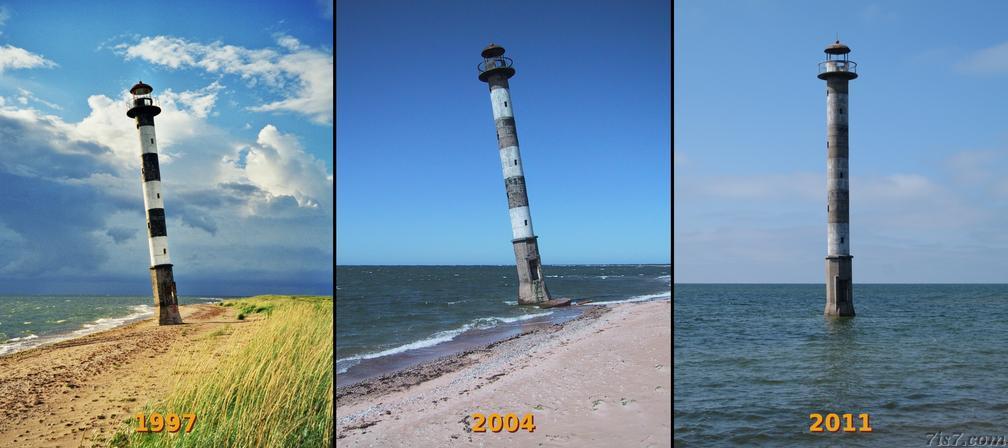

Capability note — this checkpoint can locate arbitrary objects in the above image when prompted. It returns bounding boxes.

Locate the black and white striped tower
[477,43,551,305]
[126,82,183,325]
[818,41,857,317]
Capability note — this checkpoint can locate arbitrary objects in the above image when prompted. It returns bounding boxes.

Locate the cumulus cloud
[116,34,332,124]
[0,81,332,293]
[234,124,332,208]
[0,44,55,72]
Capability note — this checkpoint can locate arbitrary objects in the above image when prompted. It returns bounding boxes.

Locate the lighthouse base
[825,255,854,317]
[512,236,551,305]
[150,264,184,325]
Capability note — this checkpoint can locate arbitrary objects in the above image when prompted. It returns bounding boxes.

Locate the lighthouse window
[150,138,154,144]
[524,219,528,226]
[839,171,844,178]
[840,237,845,244]
[504,101,508,107]
[514,160,518,166]
[157,193,160,198]
[163,248,167,254]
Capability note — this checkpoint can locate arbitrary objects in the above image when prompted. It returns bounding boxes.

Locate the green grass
[109,295,333,447]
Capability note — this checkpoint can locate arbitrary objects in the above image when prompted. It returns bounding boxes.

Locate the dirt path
[0,304,250,447]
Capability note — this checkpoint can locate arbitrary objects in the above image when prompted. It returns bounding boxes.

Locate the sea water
[674,284,1008,446]
[0,295,223,356]
[336,265,671,383]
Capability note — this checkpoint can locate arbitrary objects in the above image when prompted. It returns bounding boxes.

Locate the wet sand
[0,303,253,447]
[336,300,672,447]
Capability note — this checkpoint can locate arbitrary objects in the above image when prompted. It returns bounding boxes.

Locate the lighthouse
[818,41,857,317]
[126,81,183,325]
[477,44,551,305]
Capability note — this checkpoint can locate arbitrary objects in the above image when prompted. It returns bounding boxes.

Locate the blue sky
[675,0,1008,282]
[0,1,332,294]
[336,0,671,265]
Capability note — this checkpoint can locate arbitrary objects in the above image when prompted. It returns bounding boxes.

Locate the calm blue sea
[336,265,671,382]
[675,284,1008,446]
[0,295,223,356]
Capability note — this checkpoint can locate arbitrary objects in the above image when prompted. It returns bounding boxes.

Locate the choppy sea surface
[675,284,1008,446]
[336,265,671,384]
[0,295,222,356]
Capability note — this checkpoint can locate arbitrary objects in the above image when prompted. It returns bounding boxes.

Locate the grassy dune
[110,295,333,447]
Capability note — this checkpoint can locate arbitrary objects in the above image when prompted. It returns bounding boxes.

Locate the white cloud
[0,44,55,72]
[682,172,821,202]
[117,34,332,124]
[172,81,222,118]
[958,41,1008,74]
[15,87,61,110]
[276,34,304,51]
[220,124,332,209]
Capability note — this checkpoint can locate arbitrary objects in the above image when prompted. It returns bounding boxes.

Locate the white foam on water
[71,305,154,337]
[336,311,554,374]
[0,305,154,356]
[502,300,518,306]
[582,292,671,306]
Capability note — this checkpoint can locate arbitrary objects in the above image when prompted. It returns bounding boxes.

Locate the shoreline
[0,308,155,358]
[336,305,585,387]
[336,305,609,401]
[336,299,672,446]
[0,297,224,357]
[336,292,670,386]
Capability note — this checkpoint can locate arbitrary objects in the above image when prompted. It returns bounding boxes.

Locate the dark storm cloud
[0,113,132,280]
[105,226,136,243]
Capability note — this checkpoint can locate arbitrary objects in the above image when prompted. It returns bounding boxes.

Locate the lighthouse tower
[818,41,857,317]
[477,44,551,305]
[126,82,183,325]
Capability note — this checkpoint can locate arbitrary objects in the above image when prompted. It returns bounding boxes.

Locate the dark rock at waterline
[538,298,572,309]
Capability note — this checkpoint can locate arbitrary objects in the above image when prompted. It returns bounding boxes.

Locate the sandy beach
[0,303,253,447]
[336,299,672,447]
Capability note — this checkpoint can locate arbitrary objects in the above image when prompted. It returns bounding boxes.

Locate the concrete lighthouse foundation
[818,40,858,317]
[150,265,182,325]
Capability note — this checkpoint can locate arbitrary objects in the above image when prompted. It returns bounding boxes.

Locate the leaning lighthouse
[477,43,551,305]
[126,82,183,325]
[818,41,857,317]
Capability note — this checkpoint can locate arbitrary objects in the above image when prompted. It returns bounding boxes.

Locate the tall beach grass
[110,295,333,447]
